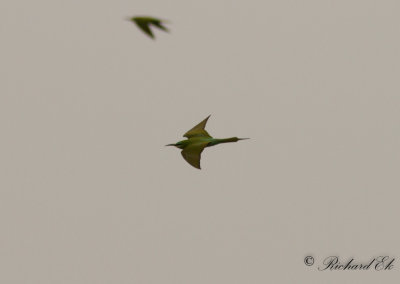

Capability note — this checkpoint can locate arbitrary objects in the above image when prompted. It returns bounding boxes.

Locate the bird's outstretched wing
[135,21,154,38]
[183,115,212,138]
[181,142,209,169]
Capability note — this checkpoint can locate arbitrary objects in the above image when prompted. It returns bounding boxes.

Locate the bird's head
[165,141,185,149]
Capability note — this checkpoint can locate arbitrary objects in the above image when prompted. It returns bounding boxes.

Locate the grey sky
[1,1,400,283]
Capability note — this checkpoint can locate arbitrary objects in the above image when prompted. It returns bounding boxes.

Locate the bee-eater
[166,115,249,169]
[128,16,169,39]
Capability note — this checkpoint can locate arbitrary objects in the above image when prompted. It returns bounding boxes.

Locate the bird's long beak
[165,143,175,146]
[238,138,250,140]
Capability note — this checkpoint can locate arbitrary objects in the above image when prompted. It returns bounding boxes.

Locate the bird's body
[172,136,244,149]
[129,16,169,39]
[166,115,248,169]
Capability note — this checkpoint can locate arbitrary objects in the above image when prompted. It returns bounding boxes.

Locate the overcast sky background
[1,1,400,283]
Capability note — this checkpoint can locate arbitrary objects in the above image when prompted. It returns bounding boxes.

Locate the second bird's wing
[181,142,209,169]
[183,115,212,138]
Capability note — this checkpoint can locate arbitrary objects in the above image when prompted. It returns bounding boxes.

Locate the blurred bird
[166,115,249,169]
[128,16,169,39]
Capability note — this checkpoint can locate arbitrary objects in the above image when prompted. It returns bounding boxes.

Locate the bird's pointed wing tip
[183,115,213,138]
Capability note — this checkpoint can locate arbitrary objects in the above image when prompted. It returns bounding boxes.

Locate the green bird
[166,115,249,169]
[129,16,169,39]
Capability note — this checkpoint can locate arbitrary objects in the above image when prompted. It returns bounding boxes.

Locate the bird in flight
[166,115,249,169]
[128,16,169,39]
